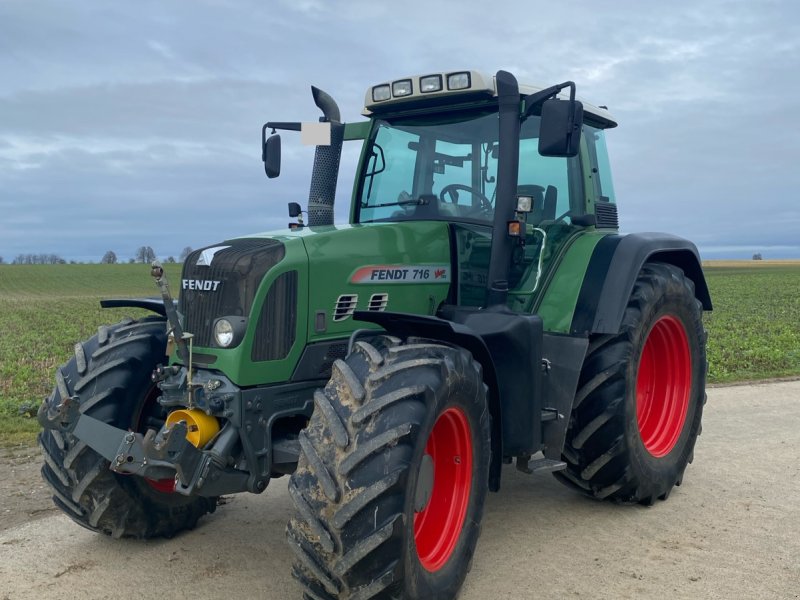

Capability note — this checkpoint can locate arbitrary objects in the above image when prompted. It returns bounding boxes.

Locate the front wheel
[39,317,217,538]
[287,338,491,599]
[555,262,707,504]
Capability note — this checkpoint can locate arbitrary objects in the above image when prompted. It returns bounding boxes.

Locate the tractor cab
[265,70,620,309]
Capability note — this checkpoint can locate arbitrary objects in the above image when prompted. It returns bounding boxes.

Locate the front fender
[354,308,544,492]
[100,297,169,316]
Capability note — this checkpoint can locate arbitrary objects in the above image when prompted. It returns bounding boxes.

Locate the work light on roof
[392,79,413,97]
[420,75,443,93]
[447,72,471,90]
[372,84,391,102]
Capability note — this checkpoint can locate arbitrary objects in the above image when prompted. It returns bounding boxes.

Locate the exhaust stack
[307,86,344,227]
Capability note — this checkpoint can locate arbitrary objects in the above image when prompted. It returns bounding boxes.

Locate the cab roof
[362,69,617,129]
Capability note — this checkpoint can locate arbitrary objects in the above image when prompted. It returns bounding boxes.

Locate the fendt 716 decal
[350,264,451,284]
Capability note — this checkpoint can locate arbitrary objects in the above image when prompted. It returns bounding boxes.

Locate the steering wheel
[438,184,493,215]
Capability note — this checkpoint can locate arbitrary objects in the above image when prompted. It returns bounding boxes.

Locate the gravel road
[2,381,798,600]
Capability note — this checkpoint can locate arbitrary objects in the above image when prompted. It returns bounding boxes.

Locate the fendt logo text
[182,279,222,291]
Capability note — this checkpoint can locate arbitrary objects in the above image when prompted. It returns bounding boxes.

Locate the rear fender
[570,233,712,335]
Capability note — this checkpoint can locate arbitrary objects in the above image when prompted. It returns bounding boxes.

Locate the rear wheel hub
[636,315,692,457]
[413,406,473,572]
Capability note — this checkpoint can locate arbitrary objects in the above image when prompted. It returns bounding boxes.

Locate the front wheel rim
[636,315,692,457]
[413,407,473,572]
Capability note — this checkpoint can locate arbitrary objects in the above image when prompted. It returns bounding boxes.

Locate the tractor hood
[178,221,453,387]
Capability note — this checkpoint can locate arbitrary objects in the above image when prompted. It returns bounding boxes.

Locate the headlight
[214,319,235,347]
[212,316,247,348]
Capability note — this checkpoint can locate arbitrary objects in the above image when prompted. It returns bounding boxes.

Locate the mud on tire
[287,337,491,599]
[39,316,216,538]
[555,262,707,505]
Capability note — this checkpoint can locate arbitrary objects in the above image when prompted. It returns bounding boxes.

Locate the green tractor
[39,70,711,599]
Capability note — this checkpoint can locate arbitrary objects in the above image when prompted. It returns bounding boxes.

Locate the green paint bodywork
[301,222,452,343]
[186,221,452,387]
[179,113,619,388]
[535,232,606,332]
[185,221,607,386]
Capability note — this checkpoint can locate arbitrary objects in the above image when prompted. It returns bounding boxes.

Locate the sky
[1,0,798,262]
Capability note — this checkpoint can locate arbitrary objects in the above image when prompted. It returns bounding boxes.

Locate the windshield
[356,110,580,225]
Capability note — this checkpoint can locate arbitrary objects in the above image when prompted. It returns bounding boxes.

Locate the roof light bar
[363,71,496,113]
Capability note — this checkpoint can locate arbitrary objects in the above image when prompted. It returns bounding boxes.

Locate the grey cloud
[0,79,304,142]
[1,0,798,260]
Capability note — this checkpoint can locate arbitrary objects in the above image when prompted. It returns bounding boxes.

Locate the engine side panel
[301,222,453,342]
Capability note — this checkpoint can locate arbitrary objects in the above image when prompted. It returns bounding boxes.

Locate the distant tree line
[12,253,66,264]
[102,245,192,264]
[1,246,193,265]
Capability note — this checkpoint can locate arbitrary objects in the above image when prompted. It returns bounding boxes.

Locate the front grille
[179,239,285,347]
[252,271,298,362]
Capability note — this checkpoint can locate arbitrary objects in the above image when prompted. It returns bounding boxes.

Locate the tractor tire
[555,262,706,505]
[287,338,491,600]
[38,316,217,538]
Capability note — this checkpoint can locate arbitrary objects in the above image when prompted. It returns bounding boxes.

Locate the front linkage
[39,263,306,499]
[37,349,254,498]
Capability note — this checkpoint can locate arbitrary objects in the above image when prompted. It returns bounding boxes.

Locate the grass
[1,260,798,444]
[703,261,800,383]
[0,263,181,445]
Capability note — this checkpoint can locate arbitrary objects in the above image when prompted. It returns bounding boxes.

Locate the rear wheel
[555,262,706,504]
[287,338,491,599]
[38,316,216,538]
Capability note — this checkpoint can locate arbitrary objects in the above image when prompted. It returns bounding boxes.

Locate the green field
[0,263,181,444]
[702,261,800,383]
[0,261,798,444]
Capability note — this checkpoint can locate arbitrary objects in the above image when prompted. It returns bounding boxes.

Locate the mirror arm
[264,121,302,133]
[522,81,576,118]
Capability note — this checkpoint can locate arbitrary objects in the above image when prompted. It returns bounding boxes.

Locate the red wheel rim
[145,477,177,493]
[636,315,692,457]
[413,407,473,572]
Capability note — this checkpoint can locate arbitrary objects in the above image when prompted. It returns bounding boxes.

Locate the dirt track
[2,381,799,599]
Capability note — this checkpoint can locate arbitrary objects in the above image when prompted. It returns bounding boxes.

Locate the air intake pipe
[484,70,521,307]
[307,86,344,226]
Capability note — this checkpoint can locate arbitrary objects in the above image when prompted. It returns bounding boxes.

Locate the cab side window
[585,126,616,203]
[518,117,582,224]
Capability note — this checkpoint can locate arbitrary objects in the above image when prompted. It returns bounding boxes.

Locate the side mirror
[538,98,583,158]
[263,134,281,178]
[288,202,302,217]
